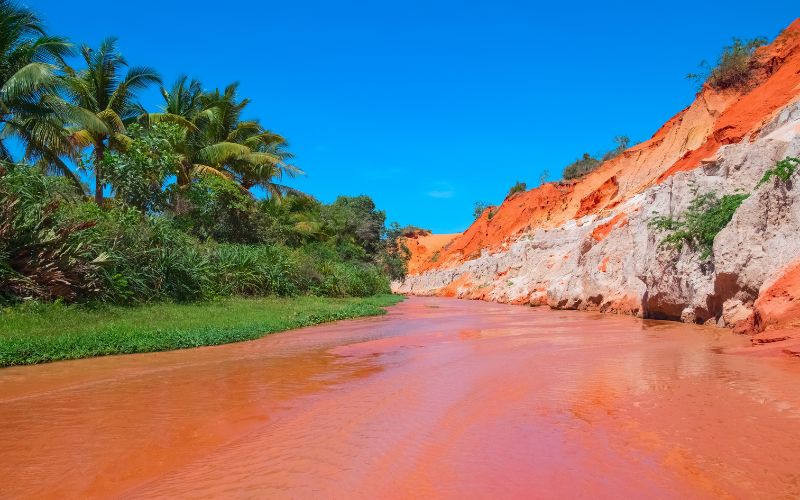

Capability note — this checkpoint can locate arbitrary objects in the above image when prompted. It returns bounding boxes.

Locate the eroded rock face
[395,101,800,331]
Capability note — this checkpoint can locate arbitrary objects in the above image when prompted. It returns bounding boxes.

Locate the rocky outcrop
[396,20,800,337]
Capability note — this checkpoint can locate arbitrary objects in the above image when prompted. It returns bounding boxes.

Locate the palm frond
[195,142,250,165]
[1,62,57,100]
[191,164,232,179]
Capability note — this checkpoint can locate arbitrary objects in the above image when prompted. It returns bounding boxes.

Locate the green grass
[0,294,404,367]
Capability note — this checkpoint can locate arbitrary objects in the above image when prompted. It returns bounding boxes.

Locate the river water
[1,297,799,498]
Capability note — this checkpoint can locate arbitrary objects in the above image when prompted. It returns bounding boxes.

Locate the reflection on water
[1,297,799,498]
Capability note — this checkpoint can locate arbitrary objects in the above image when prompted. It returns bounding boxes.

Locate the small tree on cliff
[686,37,768,90]
[506,181,526,198]
[473,201,490,219]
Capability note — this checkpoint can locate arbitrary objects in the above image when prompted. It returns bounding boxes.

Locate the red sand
[404,233,459,274]
[753,259,800,332]
[2,297,800,498]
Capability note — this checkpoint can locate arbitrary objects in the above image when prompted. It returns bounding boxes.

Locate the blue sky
[29,0,798,232]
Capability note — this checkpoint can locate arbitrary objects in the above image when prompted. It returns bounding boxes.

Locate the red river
[1,297,800,498]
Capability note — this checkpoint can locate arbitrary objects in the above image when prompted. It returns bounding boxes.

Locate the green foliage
[0,0,76,180]
[563,153,601,180]
[313,261,390,298]
[322,195,385,256]
[473,201,490,219]
[0,165,104,302]
[0,167,406,305]
[600,136,631,162]
[0,295,404,366]
[649,189,749,260]
[380,222,412,280]
[687,37,767,90]
[562,136,631,180]
[757,157,799,188]
[0,2,409,311]
[507,181,527,198]
[102,123,182,212]
[178,175,263,243]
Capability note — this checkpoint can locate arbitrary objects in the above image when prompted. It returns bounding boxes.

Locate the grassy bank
[0,294,404,367]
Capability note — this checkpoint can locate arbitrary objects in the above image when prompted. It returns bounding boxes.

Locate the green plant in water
[649,189,749,260]
[757,157,799,188]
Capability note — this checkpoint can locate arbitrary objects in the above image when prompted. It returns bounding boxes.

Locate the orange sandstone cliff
[397,19,800,349]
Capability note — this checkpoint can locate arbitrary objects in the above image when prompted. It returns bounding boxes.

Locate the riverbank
[0,294,404,367]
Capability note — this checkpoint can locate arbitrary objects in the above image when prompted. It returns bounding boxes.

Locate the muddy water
[2,297,800,498]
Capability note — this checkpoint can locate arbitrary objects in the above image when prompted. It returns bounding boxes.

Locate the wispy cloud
[427,190,455,199]
[426,182,455,199]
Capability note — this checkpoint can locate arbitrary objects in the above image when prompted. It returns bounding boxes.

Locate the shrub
[396,225,431,238]
[563,153,601,180]
[562,136,630,180]
[0,166,105,303]
[600,136,630,162]
[60,203,214,303]
[649,189,749,260]
[314,261,389,297]
[101,123,182,213]
[757,157,799,188]
[379,222,411,280]
[538,169,550,186]
[178,175,264,244]
[687,37,767,90]
[506,181,527,198]
[473,201,490,219]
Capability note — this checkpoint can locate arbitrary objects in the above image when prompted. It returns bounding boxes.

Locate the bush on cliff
[506,181,527,198]
[687,37,768,90]
[473,201,490,219]
[757,157,800,188]
[563,153,601,180]
[649,189,749,260]
[562,136,630,180]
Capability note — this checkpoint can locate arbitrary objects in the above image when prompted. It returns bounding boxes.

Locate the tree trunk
[173,161,191,214]
[94,142,105,206]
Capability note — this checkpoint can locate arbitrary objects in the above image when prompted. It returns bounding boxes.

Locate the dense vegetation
[687,37,767,90]
[0,1,408,308]
[0,295,402,366]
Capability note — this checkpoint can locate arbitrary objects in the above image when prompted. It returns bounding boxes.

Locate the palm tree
[146,78,302,209]
[0,0,80,182]
[229,128,303,198]
[65,37,160,204]
[197,82,303,198]
[141,75,230,211]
